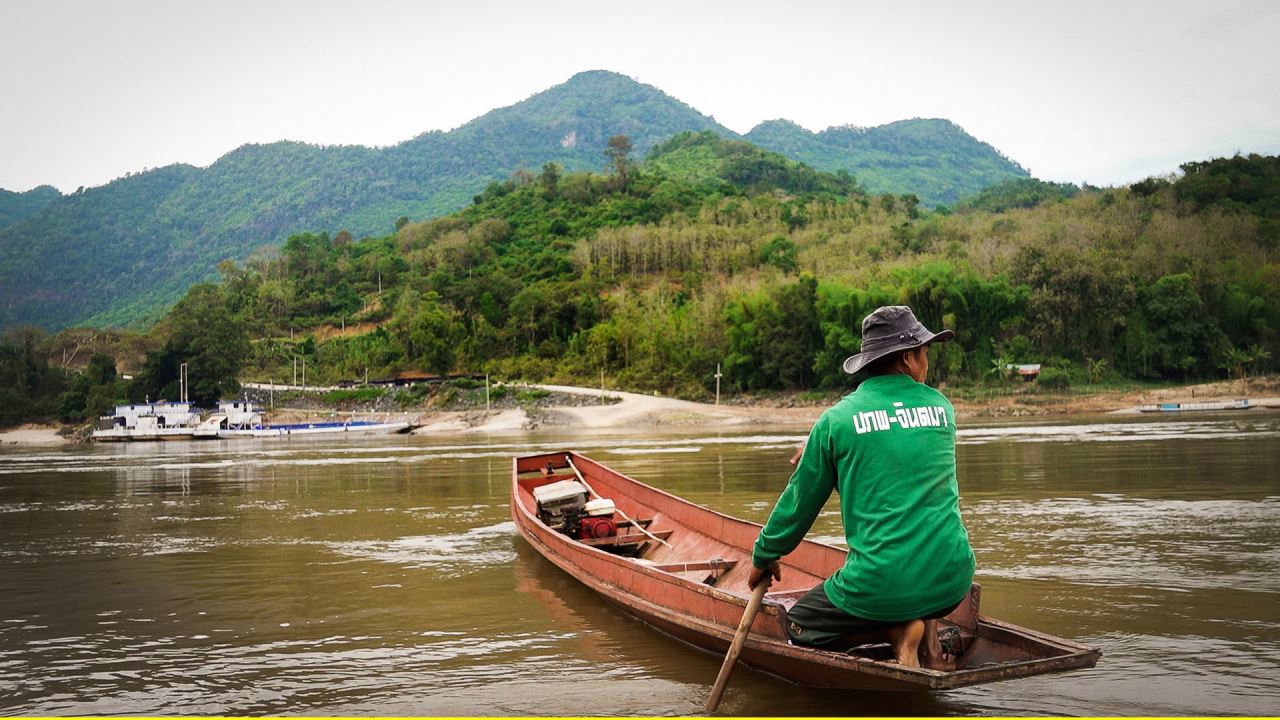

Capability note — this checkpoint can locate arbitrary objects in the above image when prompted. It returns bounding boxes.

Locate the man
[748,305,975,668]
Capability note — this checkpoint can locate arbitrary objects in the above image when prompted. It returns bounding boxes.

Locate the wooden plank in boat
[579,529,673,547]
[648,559,737,573]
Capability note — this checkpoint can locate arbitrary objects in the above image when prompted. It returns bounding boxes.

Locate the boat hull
[512,451,1100,691]
[194,421,411,439]
[1137,399,1253,412]
[91,429,195,442]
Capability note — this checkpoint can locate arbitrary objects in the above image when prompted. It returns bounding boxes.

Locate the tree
[0,328,68,426]
[723,276,822,390]
[1130,273,1224,379]
[57,353,123,422]
[135,284,248,406]
[540,162,562,198]
[758,235,799,274]
[605,135,633,187]
[388,290,458,375]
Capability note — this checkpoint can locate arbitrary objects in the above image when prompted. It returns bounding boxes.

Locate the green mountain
[0,70,1024,332]
[745,118,1029,205]
[8,147,1277,426]
[0,185,61,230]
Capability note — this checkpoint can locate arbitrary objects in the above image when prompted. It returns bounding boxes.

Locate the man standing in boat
[748,305,975,669]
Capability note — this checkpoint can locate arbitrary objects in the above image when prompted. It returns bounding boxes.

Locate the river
[1,413,1278,716]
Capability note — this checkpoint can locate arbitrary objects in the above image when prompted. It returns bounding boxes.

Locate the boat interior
[514,452,1096,677]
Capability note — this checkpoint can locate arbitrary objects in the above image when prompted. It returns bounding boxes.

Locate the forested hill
[1,70,1024,333]
[744,118,1029,204]
[3,146,1277,426]
[0,185,61,230]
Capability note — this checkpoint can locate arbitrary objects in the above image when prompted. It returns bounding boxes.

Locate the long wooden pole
[565,455,673,549]
[706,579,769,713]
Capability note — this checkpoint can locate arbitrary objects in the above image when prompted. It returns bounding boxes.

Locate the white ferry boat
[92,402,202,442]
[194,401,411,439]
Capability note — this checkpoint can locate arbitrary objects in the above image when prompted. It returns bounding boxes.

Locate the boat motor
[532,479,588,534]
[577,498,617,540]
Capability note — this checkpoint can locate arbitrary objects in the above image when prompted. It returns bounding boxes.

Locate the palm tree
[1245,345,1272,397]
[1222,347,1250,395]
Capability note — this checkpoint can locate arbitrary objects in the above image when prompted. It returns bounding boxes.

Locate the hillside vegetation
[0,185,60,230]
[744,118,1027,204]
[0,71,1027,332]
[7,141,1275,428]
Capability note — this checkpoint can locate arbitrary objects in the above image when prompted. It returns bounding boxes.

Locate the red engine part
[578,515,617,540]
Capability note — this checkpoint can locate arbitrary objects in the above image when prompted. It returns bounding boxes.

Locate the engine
[532,479,588,532]
[532,480,619,541]
[577,498,617,540]
[578,515,617,540]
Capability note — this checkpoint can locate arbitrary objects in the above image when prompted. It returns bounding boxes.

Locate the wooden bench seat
[579,529,673,548]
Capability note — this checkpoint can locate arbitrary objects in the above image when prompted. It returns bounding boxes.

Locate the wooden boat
[1137,398,1252,413]
[511,451,1101,691]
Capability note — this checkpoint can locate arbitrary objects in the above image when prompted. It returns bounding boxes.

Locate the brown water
[1,414,1278,716]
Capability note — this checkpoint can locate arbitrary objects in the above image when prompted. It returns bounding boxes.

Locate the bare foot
[920,619,957,670]
[889,619,923,667]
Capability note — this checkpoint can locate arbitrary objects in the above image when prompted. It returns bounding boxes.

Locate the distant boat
[1137,398,1253,413]
[193,401,411,439]
[92,402,201,442]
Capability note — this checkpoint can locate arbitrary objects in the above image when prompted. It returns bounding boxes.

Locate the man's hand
[789,442,805,466]
[748,561,781,589]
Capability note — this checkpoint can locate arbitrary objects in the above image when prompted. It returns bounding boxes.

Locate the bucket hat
[842,305,955,374]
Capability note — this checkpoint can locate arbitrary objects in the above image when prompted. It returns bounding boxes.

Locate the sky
[2,0,1278,194]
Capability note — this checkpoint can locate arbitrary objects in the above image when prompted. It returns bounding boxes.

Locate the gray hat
[842,305,955,374]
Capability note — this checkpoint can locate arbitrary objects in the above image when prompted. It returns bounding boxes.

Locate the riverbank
[412,376,1280,433]
[0,424,71,445]
[5,376,1276,444]
[425,375,1280,432]
[951,376,1280,418]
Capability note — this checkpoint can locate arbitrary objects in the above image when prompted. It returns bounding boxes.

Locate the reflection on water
[1,413,1278,715]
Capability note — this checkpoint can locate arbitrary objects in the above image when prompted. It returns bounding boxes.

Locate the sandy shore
[408,378,1279,435]
[407,384,818,436]
[0,424,70,445]
[412,378,1280,434]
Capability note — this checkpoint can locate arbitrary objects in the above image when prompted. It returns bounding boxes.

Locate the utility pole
[302,357,306,389]
[293,357,298,387]
[715,363,723,406]
[179,362,188,404]
[485,374,491,413]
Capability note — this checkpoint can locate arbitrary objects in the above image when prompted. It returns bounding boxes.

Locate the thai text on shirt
[852,401,949,435]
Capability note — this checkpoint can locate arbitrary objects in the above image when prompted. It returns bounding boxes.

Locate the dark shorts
[785,582,962,650]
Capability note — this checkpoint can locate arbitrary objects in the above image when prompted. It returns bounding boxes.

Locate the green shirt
[752,373,975,622]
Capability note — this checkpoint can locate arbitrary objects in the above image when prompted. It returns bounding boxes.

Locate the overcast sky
[2,0,1278,194]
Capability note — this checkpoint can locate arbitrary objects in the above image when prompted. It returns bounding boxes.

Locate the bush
[1035,367,1072,389]
[325,387,386,403]
[797,389,832,403]
[394,385,430,407]
[515,388,550,403]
